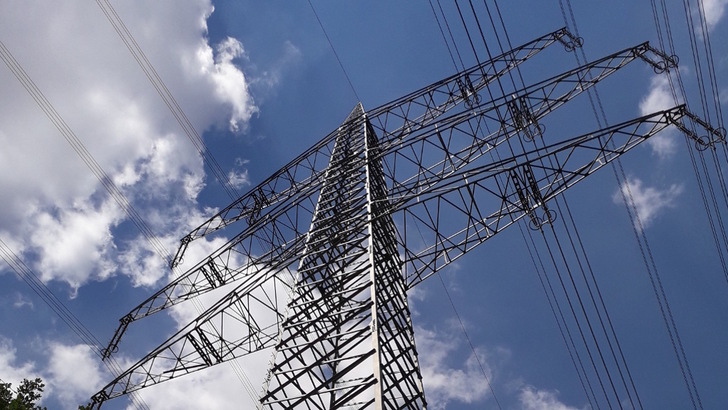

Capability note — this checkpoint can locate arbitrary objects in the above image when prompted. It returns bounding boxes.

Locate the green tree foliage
[1,378,93,410]
[0,378,47,410]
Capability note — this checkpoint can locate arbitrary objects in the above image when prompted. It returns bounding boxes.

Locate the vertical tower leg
[259,104,427,409]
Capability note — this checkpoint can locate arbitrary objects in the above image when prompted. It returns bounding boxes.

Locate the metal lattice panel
[90,28,725,408]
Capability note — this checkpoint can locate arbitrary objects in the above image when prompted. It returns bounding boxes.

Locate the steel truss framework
[91,27,724,408]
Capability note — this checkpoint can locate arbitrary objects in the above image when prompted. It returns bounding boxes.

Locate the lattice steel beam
[90,102,723,407]
[90,28,725,408]
[103,27,583,356]
[103,38,672,360]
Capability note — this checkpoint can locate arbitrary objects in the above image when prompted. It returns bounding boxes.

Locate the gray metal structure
[90,28,724,408]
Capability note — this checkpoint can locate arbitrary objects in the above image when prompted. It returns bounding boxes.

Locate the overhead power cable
[306,0,361,102]
[1,35,260,404]
[428,0,461,72]
[94,2,284,401]
[94,0,241,203]
[556,2,704,408]
[0,238,150,410]
[519,222,599,408]
[436,0,467,70]
[436,272,503,410]
[440,2,614,404]
[477,1,607,404]
[653,0,728,286]
[95,1,264,400]
[0,40,172,267]
[461,2,624,403]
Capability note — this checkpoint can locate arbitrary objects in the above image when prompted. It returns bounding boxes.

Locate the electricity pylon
[90,27,724,408]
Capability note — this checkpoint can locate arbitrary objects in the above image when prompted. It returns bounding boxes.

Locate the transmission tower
[90,27,724,409]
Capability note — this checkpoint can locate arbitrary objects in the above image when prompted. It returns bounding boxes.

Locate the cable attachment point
[641,45,679,74]
[528,209,558,231]
[508,95,544,141]
[170,234,193,268]
[563,36,584,52]
[457,74,481,108]
[510,165,556,231]
[102,314,133,361]
[556,28,583,52]
[90,391,109,409]
[694,136,712,151]
[673,108,727,150]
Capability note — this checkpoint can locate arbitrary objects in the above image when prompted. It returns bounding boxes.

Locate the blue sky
[1,1,727,409]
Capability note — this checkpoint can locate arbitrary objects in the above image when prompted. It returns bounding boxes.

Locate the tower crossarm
[106,26,580,356]
[92,261,297,405]
[169,27,575,268]
[170,134,338,269]
[104,40,677,359]
[376,41,675,205]
[104,141,329,358]
[93,105,427,409]
[395,105,711,287]
[91,105,717,408]
[365,26,578,135]
[94,106,368,404]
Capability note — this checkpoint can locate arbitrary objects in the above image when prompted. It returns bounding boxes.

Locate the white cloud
[0,337,111,408]
[519,385,582,410]
[720,87,728,105]
[0,0,256,290]
[613,178,683,230]
[415,325,494,409]
[0,336,39,387]
[45,343,104,409]
[228,168,251,189]
[249,40,303,98]
[26,198,124,294]
[639,75,679,159]
[131,353,268,410]
[700,0,728,30]
[12,292,35,310]
[198,37,258,132]
[113,240,293,410]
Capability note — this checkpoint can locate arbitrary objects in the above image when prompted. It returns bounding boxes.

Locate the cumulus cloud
[131,353,268,410]
[0,337,39,387]
[12,293,34,310]
[519,386,582,410]
[228,168,251,189]
[415,325,495,409]
[0,0,256,290]
[26,197,124,294]
[699,0,728,30]
[613,177,683,230]
[198,37,258,132]
[0,337,110,408]
[45,343,104,409]
[639,75,679,158]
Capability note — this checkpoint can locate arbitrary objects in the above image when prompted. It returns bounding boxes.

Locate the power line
[0,238,150,410]
[1,34,260,405]
[428,0,461,72]
[518,222,599,409]
[434,3,616,405]
[306,0,361,102]
[559,2,706,408]
[436,272,503,409]
[95,0,242,203]
[0,40,172,266]
[93,2,275,399]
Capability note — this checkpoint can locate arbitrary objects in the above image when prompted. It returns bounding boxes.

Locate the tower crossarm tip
[378,41,673,218]
[397,106,691,287]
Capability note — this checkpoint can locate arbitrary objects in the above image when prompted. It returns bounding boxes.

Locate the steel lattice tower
[90,28,724,409]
